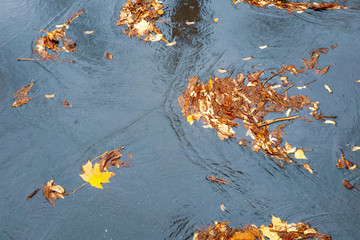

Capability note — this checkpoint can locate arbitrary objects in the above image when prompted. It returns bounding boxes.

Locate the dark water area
[1,0,360,239]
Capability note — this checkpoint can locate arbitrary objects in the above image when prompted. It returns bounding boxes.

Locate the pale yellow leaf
[217,68,228,73]
[259,45,268,49]
[213,18,218,22]
[295,149,307,159]
[45,94,55,98]
[149,33,163,42]
[85,30,94,34]
[303,164,313,174]
[167,41,177,46]
[324,120,336,125]
[260,226,280,240]
[304,228,317,234]
[286,108,292,117]
[186,21,195,25]
[220,204,226,211]
[324,84,333,93]
[352,146,360,151]
[349,165,357,170]
[243,56,252,61]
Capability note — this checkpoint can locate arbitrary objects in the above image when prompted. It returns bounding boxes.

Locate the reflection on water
[1,0,360,239]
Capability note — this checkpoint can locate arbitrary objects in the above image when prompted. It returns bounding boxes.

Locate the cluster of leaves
[117,0,175,44]
[12,83,34,107]
[27,148,131,206]
[179,48,335,168]
[233,0,348,13]
[32,9,84,61]
[193,216,330,240]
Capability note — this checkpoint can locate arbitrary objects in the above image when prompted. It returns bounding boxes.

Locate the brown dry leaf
[127,153,133,159]
[206,176,232,184]
[42,180,68,206]
[45,94,55,98]
[26,188,40,199]
[352,146,360,151]
[303,164,313,174]
[12,83,34,107]
[98,149,132,171]
[85,30,94,34]
[315,65,330,75]
[331,44,338,49]
[220,204,226,211]
[343,180,355,189]
[243,56,252,61]
[62,100,72,107]
[295,149,307,159]
[79,161,115,189]
[106,52,113,60]
[336,153,357,170]
[218,68,228,73]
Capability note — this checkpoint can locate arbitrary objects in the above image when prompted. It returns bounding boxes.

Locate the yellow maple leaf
[79,161,115,189]
[294,149,307,159]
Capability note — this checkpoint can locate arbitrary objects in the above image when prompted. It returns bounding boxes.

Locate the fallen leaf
[220,204,226,211]
[106,52,113,60]
[352,146,360,151]
[343,180,354,189]
[324,120,336,125]
[336,153,356,170]
[98,149,132,171]
[357,80,360,83]
[85,30,94,34]
[286,108,292,117]
[218,68,228,73]
[12,83,34,107]
[295,149,307,159]
[303,164,313,174]
[186,21,195,25]
[167,41,177,46]
[42,180,68,206]
[315,65,330,75]
[259,45,268,49]
[206,176,232,184]
[149,33,163,42]
[213,18,218,22]
[324,84,332,93]
[26,188,40,199]
[331,44,338,49]
[45,94,55,98]
[243,56,252,61]
[79,161,115,189]
[284,142,296,154]
[62,100,72,107]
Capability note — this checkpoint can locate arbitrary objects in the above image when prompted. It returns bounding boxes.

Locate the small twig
[72,183,88,194]
[283,83,295,93]
[17,58,75,63]
[258,115,300,127]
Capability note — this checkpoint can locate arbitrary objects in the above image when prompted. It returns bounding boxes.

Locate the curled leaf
[343,180,355,189]
[12,83,34,107]
[42,180,68,206]
[303,164,313,174]
[45,94,55,98]
[106,52,113,60]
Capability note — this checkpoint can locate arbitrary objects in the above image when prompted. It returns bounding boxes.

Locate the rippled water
[1,0,360,239]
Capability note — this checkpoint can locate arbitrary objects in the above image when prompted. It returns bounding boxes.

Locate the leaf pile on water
[193,216,330,240]
[233,0,348,13]
[117,0,175,44]
[32,9,84,60]
[12,83,34,107]
[42,180,68,206]
[179,49,335,166]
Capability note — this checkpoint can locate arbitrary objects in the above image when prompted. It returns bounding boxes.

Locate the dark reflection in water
[1,0,360,239]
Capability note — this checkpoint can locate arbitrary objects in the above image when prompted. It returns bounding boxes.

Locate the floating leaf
[324,120,336,125]
[42,180,68,206]
[343,180,355,189]
[324,84,332,93]
[303,164,313,174]
[167,41,177,46]
[12,83,34,107]
[85,30,94,34]
[295,149,307,159]
[352,146,360,151]
[62,100,72,107]
[217,68,228,73]
[186,21,195,25]
[206,176,232,184]
[259,45,268,49]
[106,52,113,60]
[98,149,132,171]
[213,18,218,22]
[79,161,115,189]
[336,153,356,170]
[315,65,330,75]
[331,44,338,49]
[220,204,226,211]
[45,94,55,98]
[149,33,163,42]
[243,56,252,61]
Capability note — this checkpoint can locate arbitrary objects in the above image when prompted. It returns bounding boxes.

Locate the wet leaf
[42,180,68,206]
[206,176,232,184]
[259,45,268,49]
[149,33,163,42]
[324,120,336,125]
[324,84,332,93]
[343,180,355,189]
[98,149,132,171]
[303,164,313,174]
[295,149,307,159]
[106,52,113,60]
[352,146,360,151]
[26,188,40,199]
[167,41,177,46]
[213,18,219,22]
[85,30,94,34]
[331,44,338,49]
[79,161,115,189]
[220,204,226,211]
[218,68,228,73]
[62,100,72,107]
[315,65,330,75]
[45,94,55,98]
[12,83,34,107]
[186,21,195,25]
[243,56,252,61]
[336,153,356,170]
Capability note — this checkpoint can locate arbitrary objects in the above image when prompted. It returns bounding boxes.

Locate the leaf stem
[258,115,300,127]
[17,58,75,63]
[72,183,88,194]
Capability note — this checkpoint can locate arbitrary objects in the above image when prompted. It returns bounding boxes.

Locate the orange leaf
[106,52,113,60]
[12,83,34,107]
[62,100,72,107]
